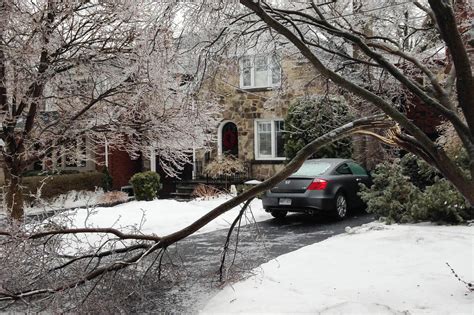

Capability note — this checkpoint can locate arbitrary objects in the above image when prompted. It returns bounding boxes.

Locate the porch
[168,160,252,200]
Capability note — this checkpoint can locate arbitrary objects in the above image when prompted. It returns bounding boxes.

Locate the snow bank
[53,196,270,236]
[0,190,104,219]
[25,189,104,214]
[202,222,473,314]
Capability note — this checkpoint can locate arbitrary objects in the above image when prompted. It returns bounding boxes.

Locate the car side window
[335,163,352,175]
[348,162,368,176]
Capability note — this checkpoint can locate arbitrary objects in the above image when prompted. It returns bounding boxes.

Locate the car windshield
[292,161,331,177]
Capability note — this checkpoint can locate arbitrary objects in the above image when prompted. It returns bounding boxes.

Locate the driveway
[131,211,375,313]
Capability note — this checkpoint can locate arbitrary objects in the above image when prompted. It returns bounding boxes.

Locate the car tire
[334,192,348,220]
[271,211,287,219]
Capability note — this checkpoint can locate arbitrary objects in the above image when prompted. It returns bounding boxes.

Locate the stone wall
[198,55,325,180]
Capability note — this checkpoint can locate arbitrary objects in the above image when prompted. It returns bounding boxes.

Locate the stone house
[193,53,327,181]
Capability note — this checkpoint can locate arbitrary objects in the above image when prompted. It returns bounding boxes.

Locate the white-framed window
[239,55,281,89]
[254,119,285,160]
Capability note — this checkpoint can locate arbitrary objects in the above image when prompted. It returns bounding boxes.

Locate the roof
[306,158,352,164]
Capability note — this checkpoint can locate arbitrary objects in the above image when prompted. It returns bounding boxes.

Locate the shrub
[284,96,354,160]
[411,179,469,224]
[400,153,438,189]
[98,191,129,205]
[359,161,420,223]
[23,172,103,203]
[101,167,113,192]
[130,171,161,201]
[192,184,222,199]
[359,160,469,224]
[204,155,245,179]
[22,169,80,177]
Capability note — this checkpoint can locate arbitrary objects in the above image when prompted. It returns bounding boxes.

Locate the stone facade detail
[197,55,325,180]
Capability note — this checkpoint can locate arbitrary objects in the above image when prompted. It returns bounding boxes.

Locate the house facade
[194,53,327,181]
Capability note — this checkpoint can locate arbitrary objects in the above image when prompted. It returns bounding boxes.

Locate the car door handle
[356,178,362,182]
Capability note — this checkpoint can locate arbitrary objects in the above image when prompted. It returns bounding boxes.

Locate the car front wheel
[334,192,347,220]
[271,211,287,219]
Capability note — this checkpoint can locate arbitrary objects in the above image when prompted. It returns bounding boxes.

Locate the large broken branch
[239,0,474,205]
[0,114,392,301]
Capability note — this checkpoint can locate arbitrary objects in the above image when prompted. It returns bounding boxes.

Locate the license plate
[279,198,292,206]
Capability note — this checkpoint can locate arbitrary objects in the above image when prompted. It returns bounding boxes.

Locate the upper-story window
[239,55,281,89]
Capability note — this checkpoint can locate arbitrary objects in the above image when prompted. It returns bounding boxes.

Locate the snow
[202,222,474,314]
[50,196,270,237]
[26,190,104,215]
[0,190,104,219]
[3,192,472,314]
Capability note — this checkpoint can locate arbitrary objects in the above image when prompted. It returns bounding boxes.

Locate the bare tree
[0,0,219,220]
[0,0,472,309]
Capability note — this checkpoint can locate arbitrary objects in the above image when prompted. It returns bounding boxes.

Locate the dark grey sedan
[262,158,371,219]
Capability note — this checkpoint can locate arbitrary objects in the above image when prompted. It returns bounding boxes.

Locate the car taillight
[307,178,328,190]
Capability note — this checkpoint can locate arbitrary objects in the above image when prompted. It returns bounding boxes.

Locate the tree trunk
[4,166,25,221]
[435,155,474,209]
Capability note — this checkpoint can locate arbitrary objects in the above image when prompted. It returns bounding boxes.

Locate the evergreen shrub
[400,153,437,189]
[359,159,469,224]
[359,162,420,224]
[130,171,161,201]
[101,167,113,192]
[411,179,469,224]
[284,96,354,160]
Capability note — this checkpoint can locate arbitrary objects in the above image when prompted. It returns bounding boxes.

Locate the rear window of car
[348,162,368,175]
[292,162,331,177]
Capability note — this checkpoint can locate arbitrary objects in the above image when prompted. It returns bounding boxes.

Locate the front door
[221,122,238,156]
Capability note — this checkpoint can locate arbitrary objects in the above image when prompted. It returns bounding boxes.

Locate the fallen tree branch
[0,114,393,301]
[0,228,162,242]
[219,198,254,282]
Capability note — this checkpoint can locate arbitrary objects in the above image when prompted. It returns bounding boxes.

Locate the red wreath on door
[223,129,237,150]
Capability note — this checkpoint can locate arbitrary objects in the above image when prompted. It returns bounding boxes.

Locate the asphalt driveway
[131,211,375,313]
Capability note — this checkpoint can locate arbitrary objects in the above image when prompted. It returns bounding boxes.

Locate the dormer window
[239,55,281,89]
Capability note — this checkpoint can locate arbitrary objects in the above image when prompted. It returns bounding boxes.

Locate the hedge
[22,171,103,202]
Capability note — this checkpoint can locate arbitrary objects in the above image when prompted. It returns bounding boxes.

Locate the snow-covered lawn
[5,193,472,314]
[52,196,271,236]
[0,190,105,219]
[202,222,473,314]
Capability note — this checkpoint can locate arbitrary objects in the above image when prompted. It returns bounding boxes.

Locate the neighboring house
[2,107,143,191]
[21,134,141,191]
[192,52,327,181]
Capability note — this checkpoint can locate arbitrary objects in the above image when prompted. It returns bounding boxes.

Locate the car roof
[289,158,359,177]
[305,158,354,173]
[304,158,352,164]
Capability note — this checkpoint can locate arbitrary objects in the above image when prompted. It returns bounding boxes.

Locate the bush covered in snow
[130,171,162,201]
[359,162,420,223]
[204,155,245,179]
[192,184,222,199]
[284,96,354,160]
[411,179,469,223]
[98,191,129,205]
[399,153,438,189]
[359,159,470,224]
[25,189,103,210]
